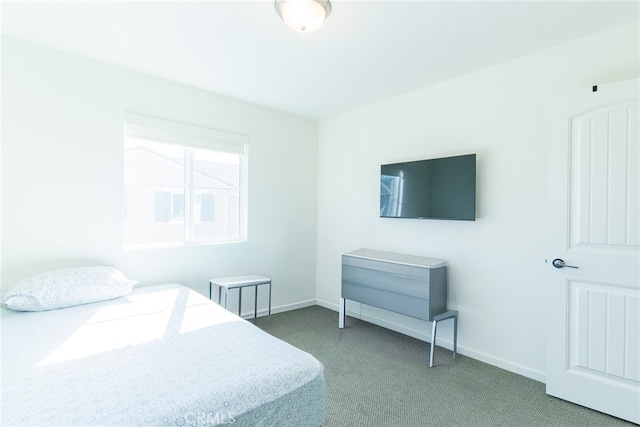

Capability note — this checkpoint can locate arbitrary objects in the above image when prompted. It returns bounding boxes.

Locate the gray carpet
[251,305,634,427]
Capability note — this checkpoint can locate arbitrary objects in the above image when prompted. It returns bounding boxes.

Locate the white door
[547,78,639,424]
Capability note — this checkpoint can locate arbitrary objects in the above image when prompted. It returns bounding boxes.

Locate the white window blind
[125,113,248,154]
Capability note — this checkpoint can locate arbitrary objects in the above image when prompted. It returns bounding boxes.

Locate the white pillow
[2,266,137,311]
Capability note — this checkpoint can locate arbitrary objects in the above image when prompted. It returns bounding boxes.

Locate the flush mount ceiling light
[275,0,332,33]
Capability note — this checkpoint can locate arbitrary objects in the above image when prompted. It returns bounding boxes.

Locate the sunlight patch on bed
[37,287,239,366]
[178,291,243,333]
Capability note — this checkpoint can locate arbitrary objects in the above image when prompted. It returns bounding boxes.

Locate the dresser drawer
[341,250,447,321]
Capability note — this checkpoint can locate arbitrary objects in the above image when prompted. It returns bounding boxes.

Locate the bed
[1,281,326,426]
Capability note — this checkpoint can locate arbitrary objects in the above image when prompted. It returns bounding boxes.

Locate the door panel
[568,281,639,381]
[570,101,639,249]
[547,78,639,424]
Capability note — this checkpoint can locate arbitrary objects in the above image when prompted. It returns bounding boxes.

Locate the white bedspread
[1,284,325,426]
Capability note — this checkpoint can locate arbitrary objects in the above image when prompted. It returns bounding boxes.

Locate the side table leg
[339,297,346,328]
[238,288,242,316]
[254,285,258,319]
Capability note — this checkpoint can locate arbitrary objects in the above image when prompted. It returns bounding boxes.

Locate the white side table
[209,275,272,318]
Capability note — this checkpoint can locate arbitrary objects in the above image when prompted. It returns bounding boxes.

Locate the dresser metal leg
[430,310,459,367]
[338,297,346,328]
[453,312,458,359]
[430,319,437,367]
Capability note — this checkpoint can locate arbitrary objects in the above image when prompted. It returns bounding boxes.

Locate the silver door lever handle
[552,258,579,269]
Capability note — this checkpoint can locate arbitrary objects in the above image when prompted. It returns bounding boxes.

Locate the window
[199,194,215,222]
[124,114,248,248]
[154,191,184,222]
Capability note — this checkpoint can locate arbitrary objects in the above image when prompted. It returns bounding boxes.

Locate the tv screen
[380,153,476,221]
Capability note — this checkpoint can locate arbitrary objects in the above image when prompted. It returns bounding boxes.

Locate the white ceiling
[2,1,638,119]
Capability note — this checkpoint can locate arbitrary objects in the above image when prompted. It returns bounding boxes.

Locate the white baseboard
[274,298,318,313]
[240,298,316,319]
[315,298,546,383]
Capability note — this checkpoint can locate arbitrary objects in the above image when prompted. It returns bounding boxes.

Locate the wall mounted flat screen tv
[380,153,476,221]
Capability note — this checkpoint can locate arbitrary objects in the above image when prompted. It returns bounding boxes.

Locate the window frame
[124,113,249,249]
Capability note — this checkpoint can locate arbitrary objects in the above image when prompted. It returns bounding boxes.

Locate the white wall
[3,21,638,383]
[315,21,640,381]
[1,36,319,313]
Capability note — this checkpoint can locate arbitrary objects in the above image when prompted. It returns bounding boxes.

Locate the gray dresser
[339,248,458,367]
